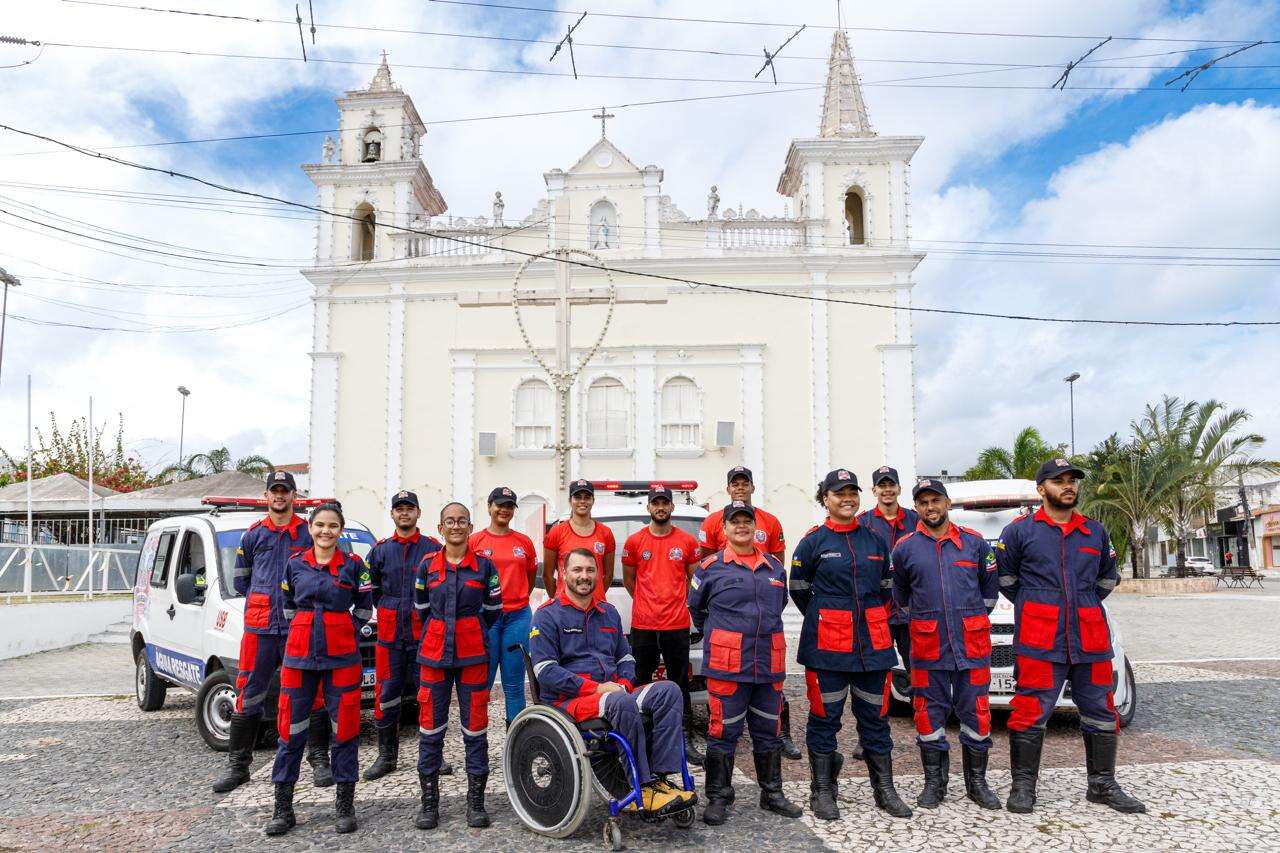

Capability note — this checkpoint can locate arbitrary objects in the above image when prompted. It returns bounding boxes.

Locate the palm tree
[964,426,1066,481]
[1083,435,1179,579]
[159,446,275,482]
[1136,396,1270,575]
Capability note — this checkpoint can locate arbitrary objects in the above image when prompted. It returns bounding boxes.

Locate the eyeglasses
[441,518,471,528]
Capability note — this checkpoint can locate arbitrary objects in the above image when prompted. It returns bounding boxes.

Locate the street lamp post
[1064,372,1081,456]
[177,386,191,464]
[0,267,21,389]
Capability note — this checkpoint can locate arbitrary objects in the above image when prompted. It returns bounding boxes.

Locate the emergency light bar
[590,480,698,493]
[201,496,336,509]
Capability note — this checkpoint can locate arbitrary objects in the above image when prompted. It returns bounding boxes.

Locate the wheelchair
[503,651,697,850]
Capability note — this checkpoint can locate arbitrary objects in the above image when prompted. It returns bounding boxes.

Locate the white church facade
[301,33,925,539]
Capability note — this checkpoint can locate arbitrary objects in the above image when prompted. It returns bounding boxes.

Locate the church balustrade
[712,218,806,251]
[393,226,497,261]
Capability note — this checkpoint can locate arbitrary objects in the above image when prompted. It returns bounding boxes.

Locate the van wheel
[135,647,167,712]
[1116,656,1137,728]
[196,668,237,751]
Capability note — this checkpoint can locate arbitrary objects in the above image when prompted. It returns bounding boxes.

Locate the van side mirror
[175,573,202,605]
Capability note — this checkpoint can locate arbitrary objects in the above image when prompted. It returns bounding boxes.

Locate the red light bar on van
[590,480,698,493]
[201,496,336,508]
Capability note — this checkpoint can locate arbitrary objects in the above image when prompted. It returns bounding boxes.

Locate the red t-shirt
[699,506,785,556]
[622,526,699,631]
[469,528,538,612]
[543,519,616,603]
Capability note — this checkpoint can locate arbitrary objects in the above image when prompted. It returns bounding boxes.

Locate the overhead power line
[2,121,1275,329]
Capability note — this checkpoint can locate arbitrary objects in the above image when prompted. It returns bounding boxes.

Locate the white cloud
[0,0,1274,479]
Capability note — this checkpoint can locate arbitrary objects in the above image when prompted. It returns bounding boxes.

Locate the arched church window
[362,128,383,163]
[585,377,629,449]
[354,202,376,261]
[845,189,866,245]
[588,200,617,250]
[659,377,702,450]
[513,379,553,450]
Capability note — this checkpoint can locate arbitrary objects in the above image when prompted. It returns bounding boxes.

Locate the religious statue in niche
[589,200,616,249]
[707,185,720,219]
[492,191,505,225]
[321,136,335,164]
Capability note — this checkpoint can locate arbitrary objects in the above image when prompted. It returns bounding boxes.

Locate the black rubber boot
[363,725,399,781]
[307,711,335,788]
[1006,728,1045,814]
[466,772,491,828]
[962,745,1001,810]
[829,749,844,800]
[262,782,296,836]
[863,751,913,818]
[683,714,705,767]
[1083,731,1147,813]
[778,702,801,761]
[334,781,357,833]
[808,751,840,821]
[701,749,734,826]
[850,741,865,762]
[753,749,803,818]
[415,773,440,829]
[916,747,949,809]
[212,713,255,793]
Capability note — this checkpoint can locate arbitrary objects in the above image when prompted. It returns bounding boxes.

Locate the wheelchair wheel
[673,807,696,829]
[504,705,594,838]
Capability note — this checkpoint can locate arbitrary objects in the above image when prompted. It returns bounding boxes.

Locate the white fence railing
[394,229,496,260]
[0,543,139,596]
[714,219,806,250]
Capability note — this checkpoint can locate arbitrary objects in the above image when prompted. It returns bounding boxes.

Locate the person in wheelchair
[529,548,697,817]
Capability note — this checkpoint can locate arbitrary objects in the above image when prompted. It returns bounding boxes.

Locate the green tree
[1136,396,1272,575]
[157,447,275,483]
[0,413,158,492]
[1081,434,1179,579]
[963,426,1066,481]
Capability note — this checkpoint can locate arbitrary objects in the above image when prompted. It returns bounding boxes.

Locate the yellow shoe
[653,778,697,806]
[641,781,692,815]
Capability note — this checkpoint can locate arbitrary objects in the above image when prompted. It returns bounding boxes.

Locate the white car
[529,480,708,705]
[886,479,1137,727]
[1184,556,1216,576]
[130,498,379,750]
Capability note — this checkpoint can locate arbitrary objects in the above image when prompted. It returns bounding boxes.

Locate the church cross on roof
[819,30,874,138]
[367,50,401,93]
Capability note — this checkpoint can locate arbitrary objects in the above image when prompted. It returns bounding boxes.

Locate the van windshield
[216,527,379,599]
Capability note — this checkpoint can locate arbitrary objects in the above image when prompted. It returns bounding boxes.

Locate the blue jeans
[487,605,531,723]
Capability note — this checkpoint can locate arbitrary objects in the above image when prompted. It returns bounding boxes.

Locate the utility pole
[1064,372,1081,456]
[177,386,191,464]
[0,267,20,389]
[1238,469,1254,568]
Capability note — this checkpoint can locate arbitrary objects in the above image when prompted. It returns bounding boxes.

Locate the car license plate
[989,674,1016,693]
[361,668,376,688]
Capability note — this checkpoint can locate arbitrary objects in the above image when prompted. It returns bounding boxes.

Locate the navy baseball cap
[911,478,949,500]
[1036,458,1086,484]
[726,466,754,485]
[648,485,674,502]
[822,468,861,492]
[872,466,900,486]
[266,470,296,491]
[722,500,756,522]
[487,486,518,506]
[391,489,419,508]
[569,479,595,497]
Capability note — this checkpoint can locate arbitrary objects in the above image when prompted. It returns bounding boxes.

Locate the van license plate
[361,669,376,688]
[989,674,1016,693]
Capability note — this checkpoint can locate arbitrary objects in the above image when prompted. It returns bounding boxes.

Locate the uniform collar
[429,547,478,573]
[392,529,422,544]
[723,546,768,570]
[556,591,604,612]
[873,505,905,528]
[262,513,306,538]
[915,520,963,550]
[824,516,860,533]
[303,548,347,570]
[1033,507,1091,537]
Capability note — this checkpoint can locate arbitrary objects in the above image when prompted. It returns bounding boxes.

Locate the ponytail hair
[310,501,345,528]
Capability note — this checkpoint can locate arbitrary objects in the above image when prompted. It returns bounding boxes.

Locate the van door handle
[166,604,176,620]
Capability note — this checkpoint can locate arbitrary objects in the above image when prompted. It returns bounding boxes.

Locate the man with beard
[622,485,703,765]
[891,479,1000,811]
[996,459,1145,815]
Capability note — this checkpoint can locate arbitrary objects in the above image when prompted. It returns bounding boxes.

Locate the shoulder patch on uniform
[689,574,701,590]
[359,568,371,585]
[529,627,540,638]
[958,525,982,537]
[699,554,717,569]
[896,531,917,547]
[805,524,820,536]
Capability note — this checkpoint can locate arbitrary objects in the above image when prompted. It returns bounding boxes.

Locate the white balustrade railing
[395,229,494,260]
[715,219,806,250]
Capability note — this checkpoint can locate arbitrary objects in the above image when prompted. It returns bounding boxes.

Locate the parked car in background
[1184,556,1216,576]
[885,479,1137,727]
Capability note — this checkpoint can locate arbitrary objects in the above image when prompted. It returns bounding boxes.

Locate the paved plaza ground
[0,586,1277,851]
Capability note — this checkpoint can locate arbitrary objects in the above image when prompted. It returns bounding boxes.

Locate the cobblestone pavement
[0,593,1277,851]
